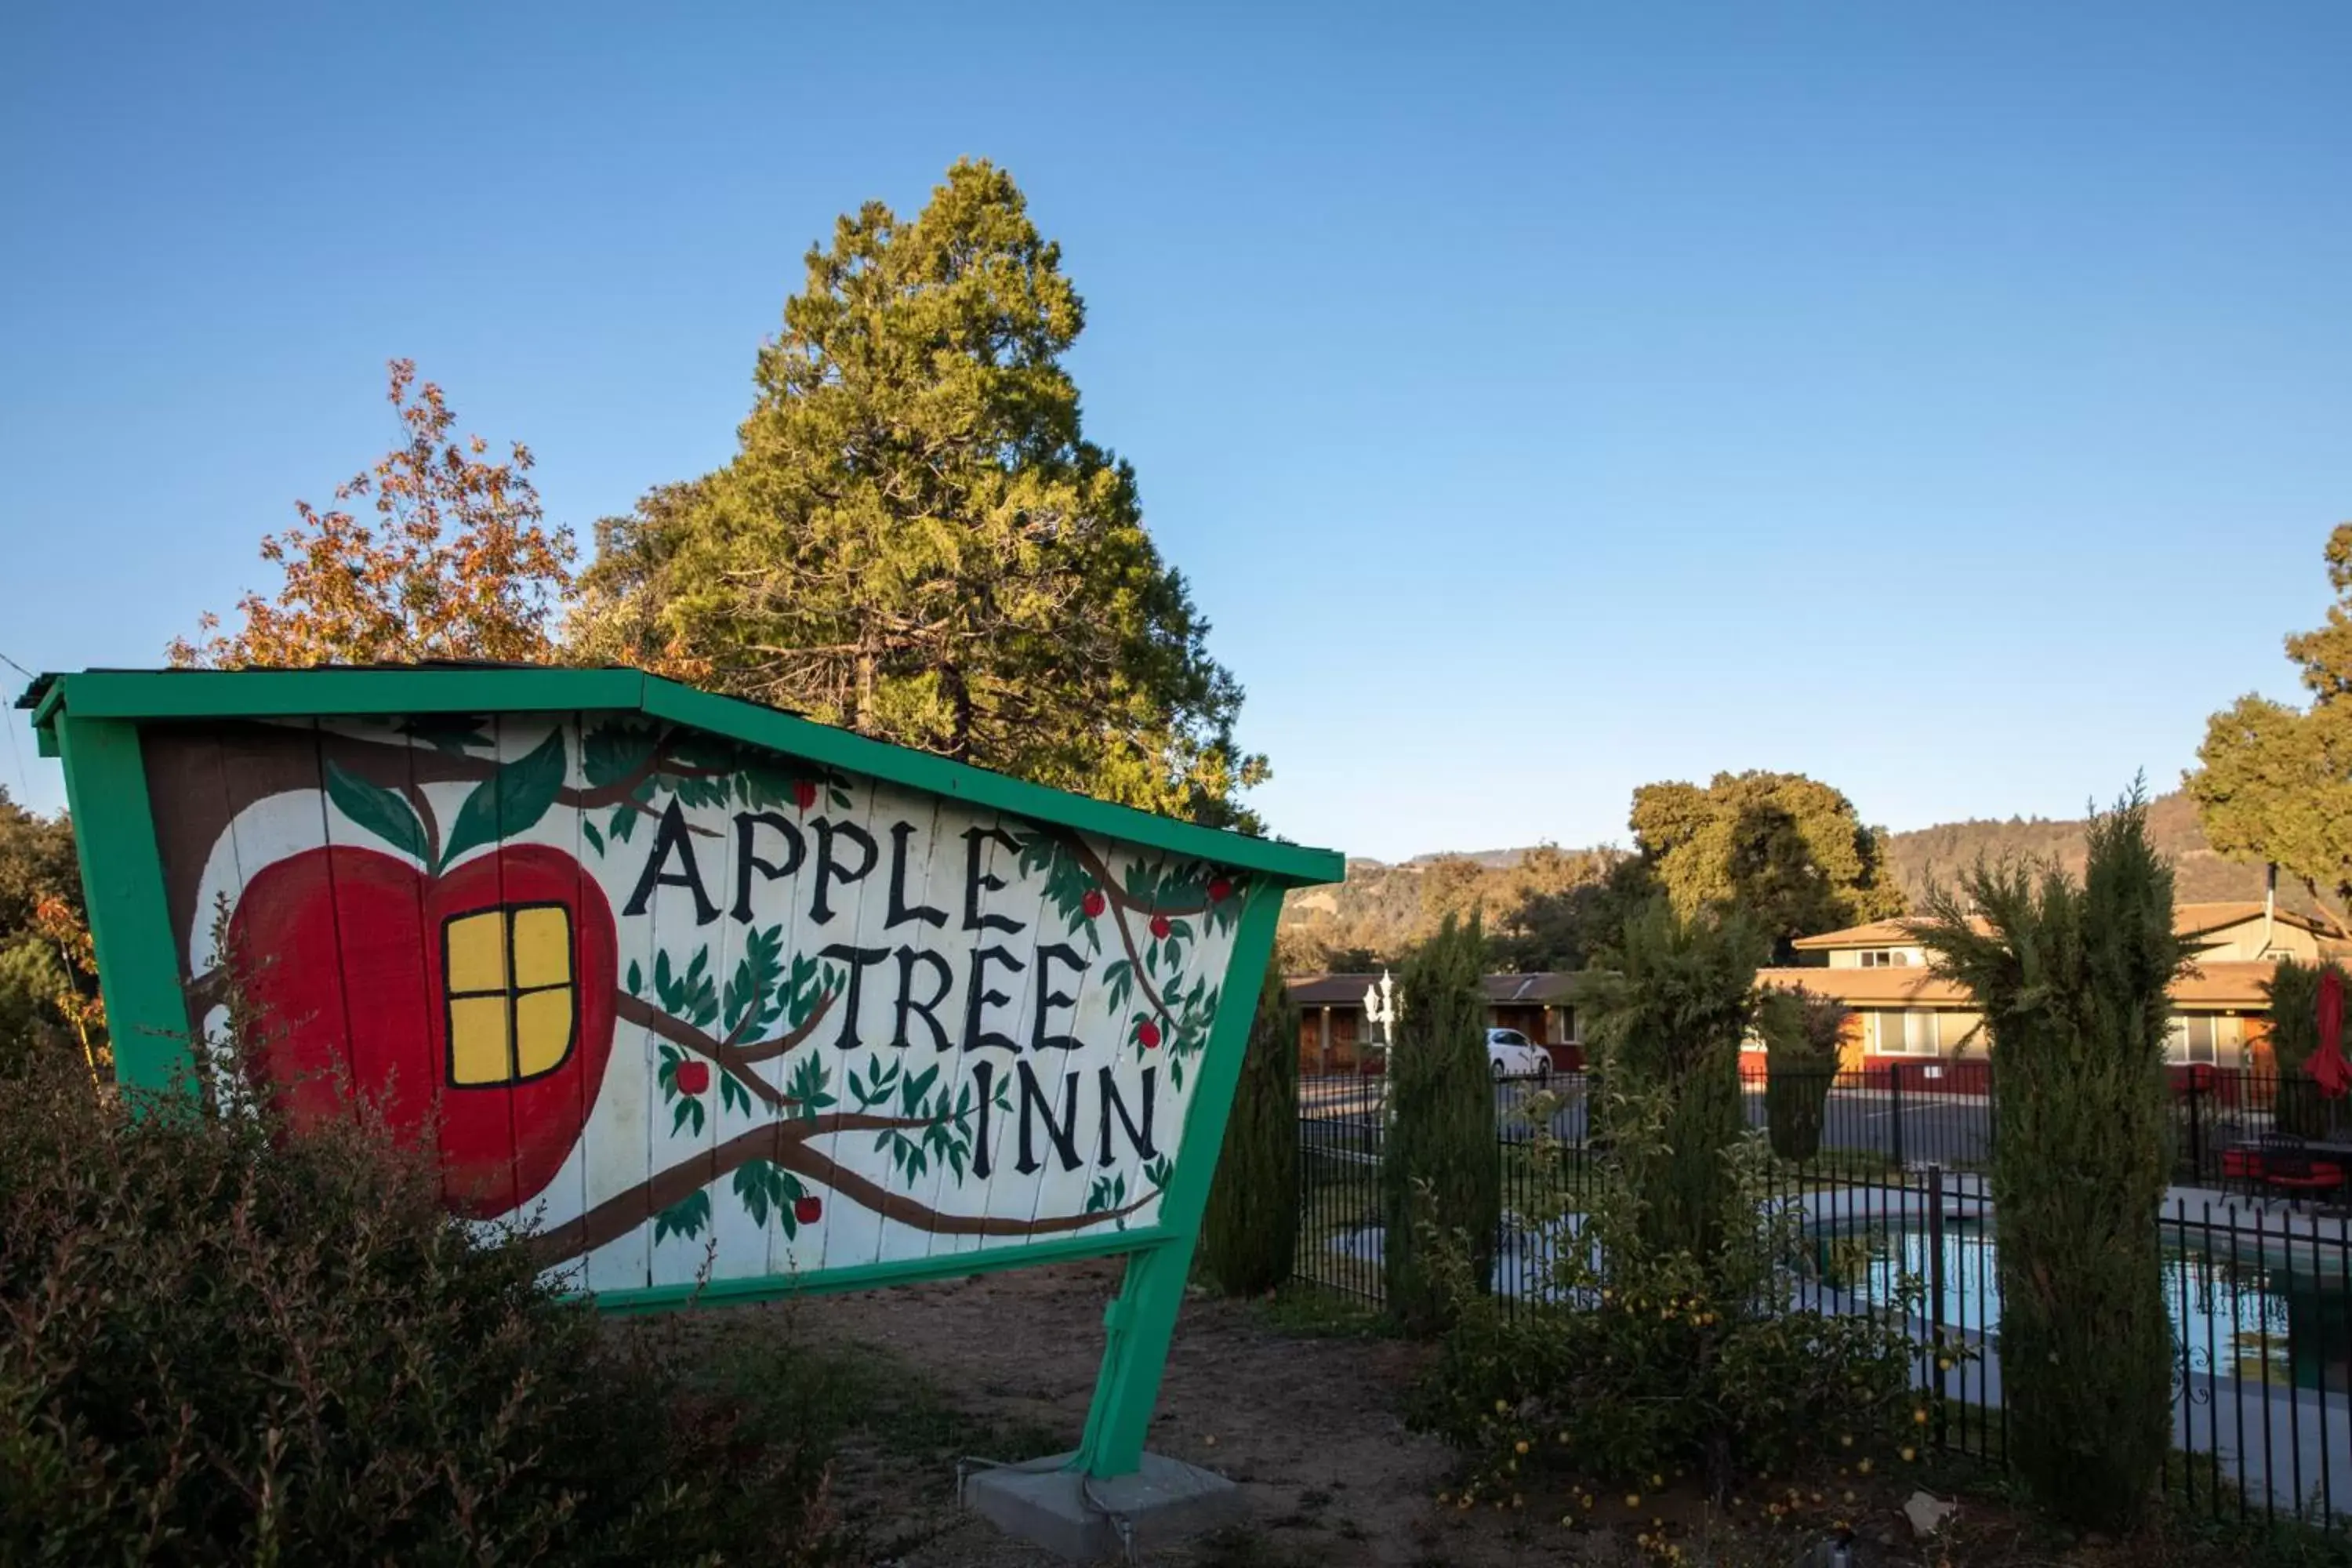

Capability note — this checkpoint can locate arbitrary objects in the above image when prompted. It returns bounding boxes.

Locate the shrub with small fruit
[1412,905,1926,1501]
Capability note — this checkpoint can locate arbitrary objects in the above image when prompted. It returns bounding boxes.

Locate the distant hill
[1277,791,2302,967]
[1880,791,2299,909]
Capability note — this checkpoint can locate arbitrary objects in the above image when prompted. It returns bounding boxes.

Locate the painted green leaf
[733,1160,781,1227]
[439,728,567,872]
[654,1188,711,1244]
[325,762,430,862]
[581,817,605,856]
[396,714,492,755]
[583,717,659,788]
[724,924,786,1038]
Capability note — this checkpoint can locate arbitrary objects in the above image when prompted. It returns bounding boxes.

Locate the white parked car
[1486,1028,1552,1080]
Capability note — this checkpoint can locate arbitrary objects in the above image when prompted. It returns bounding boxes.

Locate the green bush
[1414,902,1922,1500]
[1382,911,1499,1335]
[1755,985,1849,1163]
[1203,958,1301,1295]
[0,1040,839,1566]
[1916,789,2187,1534]
[1412,1093,1923,1501]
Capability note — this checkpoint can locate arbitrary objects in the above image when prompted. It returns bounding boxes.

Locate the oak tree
[172,360,575,669]
[2188,521,2352,930]
[1629,771,1902,957]
[568,160,1266,827]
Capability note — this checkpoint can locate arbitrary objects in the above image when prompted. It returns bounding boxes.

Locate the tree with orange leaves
[0,786,100,1072]
[171,360,575,668]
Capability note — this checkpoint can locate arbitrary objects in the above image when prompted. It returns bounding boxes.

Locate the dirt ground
[760,1258,1457,1566]
[697,1261,2328,1568]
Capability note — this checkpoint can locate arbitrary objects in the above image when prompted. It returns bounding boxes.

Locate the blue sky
[3,2,2346,862]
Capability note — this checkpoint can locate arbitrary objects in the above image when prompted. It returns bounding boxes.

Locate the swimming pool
[1813,1218,2352,1393]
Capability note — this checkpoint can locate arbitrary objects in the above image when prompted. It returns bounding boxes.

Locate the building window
[443,903,577,1085]
[1859,949,1911,969]
[1870,1009,1940,1056]
[2165,1014,2225,1066]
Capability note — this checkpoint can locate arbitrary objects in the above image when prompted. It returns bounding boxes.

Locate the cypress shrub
[2262,956,2345,1138]
[1382,911,1498,1334]
[1584,900,1762,1261]
[1202,958,1301,1295]
[1755,985,1850,1163]
[1915,789,2188,1534]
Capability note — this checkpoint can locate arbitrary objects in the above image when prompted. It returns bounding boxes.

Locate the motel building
[1287,971,1590,1075]
[1751,899,2349,1093]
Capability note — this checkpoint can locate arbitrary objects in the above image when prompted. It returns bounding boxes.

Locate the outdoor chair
[2252,1134,2347,1212]
[2219,1142,2263,1204]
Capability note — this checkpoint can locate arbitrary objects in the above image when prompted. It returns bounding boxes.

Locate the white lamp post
[1363,967,1399,1048]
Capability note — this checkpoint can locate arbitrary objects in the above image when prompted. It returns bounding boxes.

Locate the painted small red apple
[1149,914,1172,940]
[674,1060,710,1096]
[793,1195,823,1225]
[1137,1019,1163,1050]
[227,844,618,1219]
[1081,888,1106,918]
[1207,877,1233,903]
[793,779,818,812]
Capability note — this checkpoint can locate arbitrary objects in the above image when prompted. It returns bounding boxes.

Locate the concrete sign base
[964,1451,1245,1562]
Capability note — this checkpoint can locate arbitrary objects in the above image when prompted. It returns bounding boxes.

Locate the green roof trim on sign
[21,666,1342,884]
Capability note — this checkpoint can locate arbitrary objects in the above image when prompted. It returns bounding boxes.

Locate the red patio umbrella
[2312,967,2350,1099]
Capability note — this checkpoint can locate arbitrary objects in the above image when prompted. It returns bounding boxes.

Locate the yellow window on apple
[448,996,513,1084]
[514,988,575,1077]
[512,906,572,989]
[443,904,576,1083]
[445,909,508,994]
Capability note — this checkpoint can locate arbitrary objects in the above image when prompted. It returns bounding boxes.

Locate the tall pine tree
[572,160,1265,827]
[1915,789,2187,1533]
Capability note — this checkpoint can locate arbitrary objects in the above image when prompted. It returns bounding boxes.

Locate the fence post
[1888,1064,1906,1169]
[2186,1070,2205,1184]
[1927,1163,1947,1450]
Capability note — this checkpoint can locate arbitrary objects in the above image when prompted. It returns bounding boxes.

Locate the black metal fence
[1293,1069,2352,1532]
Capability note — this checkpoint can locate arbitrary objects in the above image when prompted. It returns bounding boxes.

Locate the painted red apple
[1207,877,1232,903]
[1137,1019,1163,1050]
[793,779,818,812]
[1149,913,1172,940]
[793,1195,823,1225]
[674,1060,710,1096]
[1081,888,1106,918]
[227,844,618,1219]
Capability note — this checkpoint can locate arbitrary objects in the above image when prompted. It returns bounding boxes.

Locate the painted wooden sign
[27,668,1338,1475]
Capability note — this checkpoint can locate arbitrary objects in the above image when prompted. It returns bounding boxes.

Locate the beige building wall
[2188,915,2323,962]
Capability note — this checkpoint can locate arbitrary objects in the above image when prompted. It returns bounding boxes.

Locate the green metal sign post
[25,666,1340,1533]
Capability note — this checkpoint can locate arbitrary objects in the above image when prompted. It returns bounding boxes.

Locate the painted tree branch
[614,989,837,1107]
[183,966,230,1019]
[1052,830,1208,920]
[528,1110,1154,1265]
[1051,832,1178,1023]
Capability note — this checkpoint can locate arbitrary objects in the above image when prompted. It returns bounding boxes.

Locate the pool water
[1815,1221,2352,1393]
